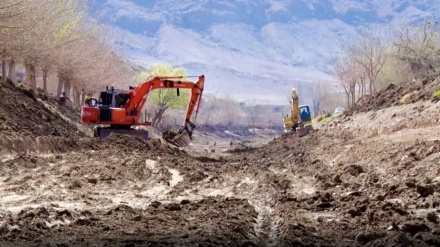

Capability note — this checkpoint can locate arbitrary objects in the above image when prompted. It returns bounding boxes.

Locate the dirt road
[1,82,440,246]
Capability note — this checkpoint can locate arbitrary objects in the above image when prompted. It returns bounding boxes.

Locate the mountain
[90,0,440,105]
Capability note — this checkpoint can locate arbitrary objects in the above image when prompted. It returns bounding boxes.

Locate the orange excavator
[80,75,205,147]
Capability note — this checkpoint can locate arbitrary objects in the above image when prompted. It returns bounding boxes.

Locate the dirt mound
[356,77,440,112]
[0,82,89,154]
[34,87,82,125]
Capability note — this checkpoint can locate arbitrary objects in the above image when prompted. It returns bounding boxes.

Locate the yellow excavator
[282,88,313,137]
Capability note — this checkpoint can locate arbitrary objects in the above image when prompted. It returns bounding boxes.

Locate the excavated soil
[0,82,92,155]
[0,81,440,246]
[356,76,440,112]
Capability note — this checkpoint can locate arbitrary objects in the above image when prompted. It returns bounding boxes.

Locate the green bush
[433,89,440,98]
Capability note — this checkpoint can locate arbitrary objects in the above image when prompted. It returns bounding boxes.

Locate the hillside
[356,77,440,112]
[0,78,439,246]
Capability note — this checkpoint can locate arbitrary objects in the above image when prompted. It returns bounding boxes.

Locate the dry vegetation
[0,0,134,108]
[334,20,440,109]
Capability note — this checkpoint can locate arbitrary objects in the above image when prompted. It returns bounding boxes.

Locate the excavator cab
[299,105,311,123]
[297,105,313,137]
[98,87,131,107]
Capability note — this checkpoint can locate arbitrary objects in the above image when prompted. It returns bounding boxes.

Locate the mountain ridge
[92,0,440,105]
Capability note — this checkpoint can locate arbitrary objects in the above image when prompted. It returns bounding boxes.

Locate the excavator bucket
[162,129,192,147]
[296,126,308,137]
[295,122,308,138]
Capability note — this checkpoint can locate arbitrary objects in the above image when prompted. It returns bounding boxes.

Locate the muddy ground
[0,81,440,246]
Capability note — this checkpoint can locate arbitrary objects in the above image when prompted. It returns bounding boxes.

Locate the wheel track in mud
[147,155,288,247]
[248,197,282,247]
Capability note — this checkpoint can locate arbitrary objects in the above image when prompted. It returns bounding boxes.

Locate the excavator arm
[123,75,204,118]
[126,74,204,146]
[182,76,204,131]
[283,88,300,130]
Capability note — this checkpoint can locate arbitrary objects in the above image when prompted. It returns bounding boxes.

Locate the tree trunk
[152,107,167,127]
[76,88,81,107]
[361,79,364,97]
[352,88,355,107]
[1,59,6,83]
[369,75,376,105]
[30,64,37,92]
[65,79,71,104]
[25,63,31,89]
[42,69,48,94]
[77,89,81,107]
[57,72,64,97]
[8,60,16,85]
[351,83,356,107]
[80,88,85,106]
[72,87,77,107]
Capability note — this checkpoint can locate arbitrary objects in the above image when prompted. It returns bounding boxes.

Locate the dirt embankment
[0,79,440,246]
[356,76,440,112]
[0,82,92,155]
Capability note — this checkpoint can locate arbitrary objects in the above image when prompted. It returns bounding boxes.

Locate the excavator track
[93,126,192,147]
[94,126,150,141]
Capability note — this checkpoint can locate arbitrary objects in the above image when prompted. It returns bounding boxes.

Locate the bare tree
[393,19,440,80]
[0,0,40,84]
[335,28,388,107]
[0,0,133,106]
[198,93,242,127]
[334,57,357,108]
[245,102,262,131]
[346,30,388,104]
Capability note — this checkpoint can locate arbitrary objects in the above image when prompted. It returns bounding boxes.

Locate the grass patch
[315,113,333,123]
[433,89,440,98]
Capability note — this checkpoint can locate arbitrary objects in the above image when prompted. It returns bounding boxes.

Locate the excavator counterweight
[81,75,205,147]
